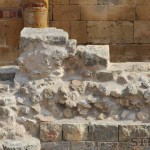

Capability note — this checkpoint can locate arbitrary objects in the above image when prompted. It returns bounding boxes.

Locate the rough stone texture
[119,125,150,142]
[20,28,69,52]
[0,27,150,149]
[81,45,110,68]
[63,124,88,141]
[89,124,118,142]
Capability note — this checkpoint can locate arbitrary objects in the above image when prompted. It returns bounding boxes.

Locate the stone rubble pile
[0,28,150,149]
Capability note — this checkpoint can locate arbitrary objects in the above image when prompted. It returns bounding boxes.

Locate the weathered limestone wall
[0,0,23,66]
[0,0,150,65]
[0,27,150,149]
[49,0,150,62]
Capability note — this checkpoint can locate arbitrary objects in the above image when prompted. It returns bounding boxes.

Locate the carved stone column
[23,0,48,28]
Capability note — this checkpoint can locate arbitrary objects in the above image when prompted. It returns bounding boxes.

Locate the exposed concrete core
[0,28,150,149]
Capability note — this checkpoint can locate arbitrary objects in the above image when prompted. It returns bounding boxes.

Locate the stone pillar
[23,0,48,28]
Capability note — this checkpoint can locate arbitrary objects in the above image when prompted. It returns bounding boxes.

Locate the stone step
[0,66,18,81]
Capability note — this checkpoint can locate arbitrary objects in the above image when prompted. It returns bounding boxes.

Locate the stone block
[49,21,70,34]
[125,44,150,62]
[119,125,150,142]
[134,21,150,43]
[70,21,87,44]
[87,21,133,44]
[108,5,135,20]
[40,122,62,142]
[0,21,6,46]
[63,124,88,141]
[136,6,150,20]
[70,0,97,4]
[49,0,69,4]
[98,142,119,150]
[110,45,125,62]
[53,5,80,21]
[41,141,70,150]
[81,5,108,20]
[0,46,19,66]
[97,0,122,5]
[89,124,118,142]
[20,28,69,53]
[71,141,96,150]
[117,142,131,150]
[96,70,113,82]
[5,19,23,47]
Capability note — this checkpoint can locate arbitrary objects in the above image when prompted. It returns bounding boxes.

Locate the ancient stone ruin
[0,28,150,149]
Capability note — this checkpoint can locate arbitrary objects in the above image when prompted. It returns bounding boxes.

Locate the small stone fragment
[116,75,128,85]
[78,100,91,108]
[20,106,30,115]
[96,70,113,82]
[137,111,149,121]
[97,113,106,120]
[99,84,110,96]
[111,89,122,98]
[66,39,77,56]
[125,84,138,97]
[0,128,7,139]
[63,108,73,118]
[0,95,16,106]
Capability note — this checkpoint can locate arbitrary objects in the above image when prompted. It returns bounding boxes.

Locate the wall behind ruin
[0,0,150,65]
[0,0,23,66]
[49,0,150,62]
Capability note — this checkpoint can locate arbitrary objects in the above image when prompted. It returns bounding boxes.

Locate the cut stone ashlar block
[71,141,96,150]
[89,124,118,142]
[63,124,88,141]
[41,141,70,150]
[40,122,62,142]
[19,27,69,53]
